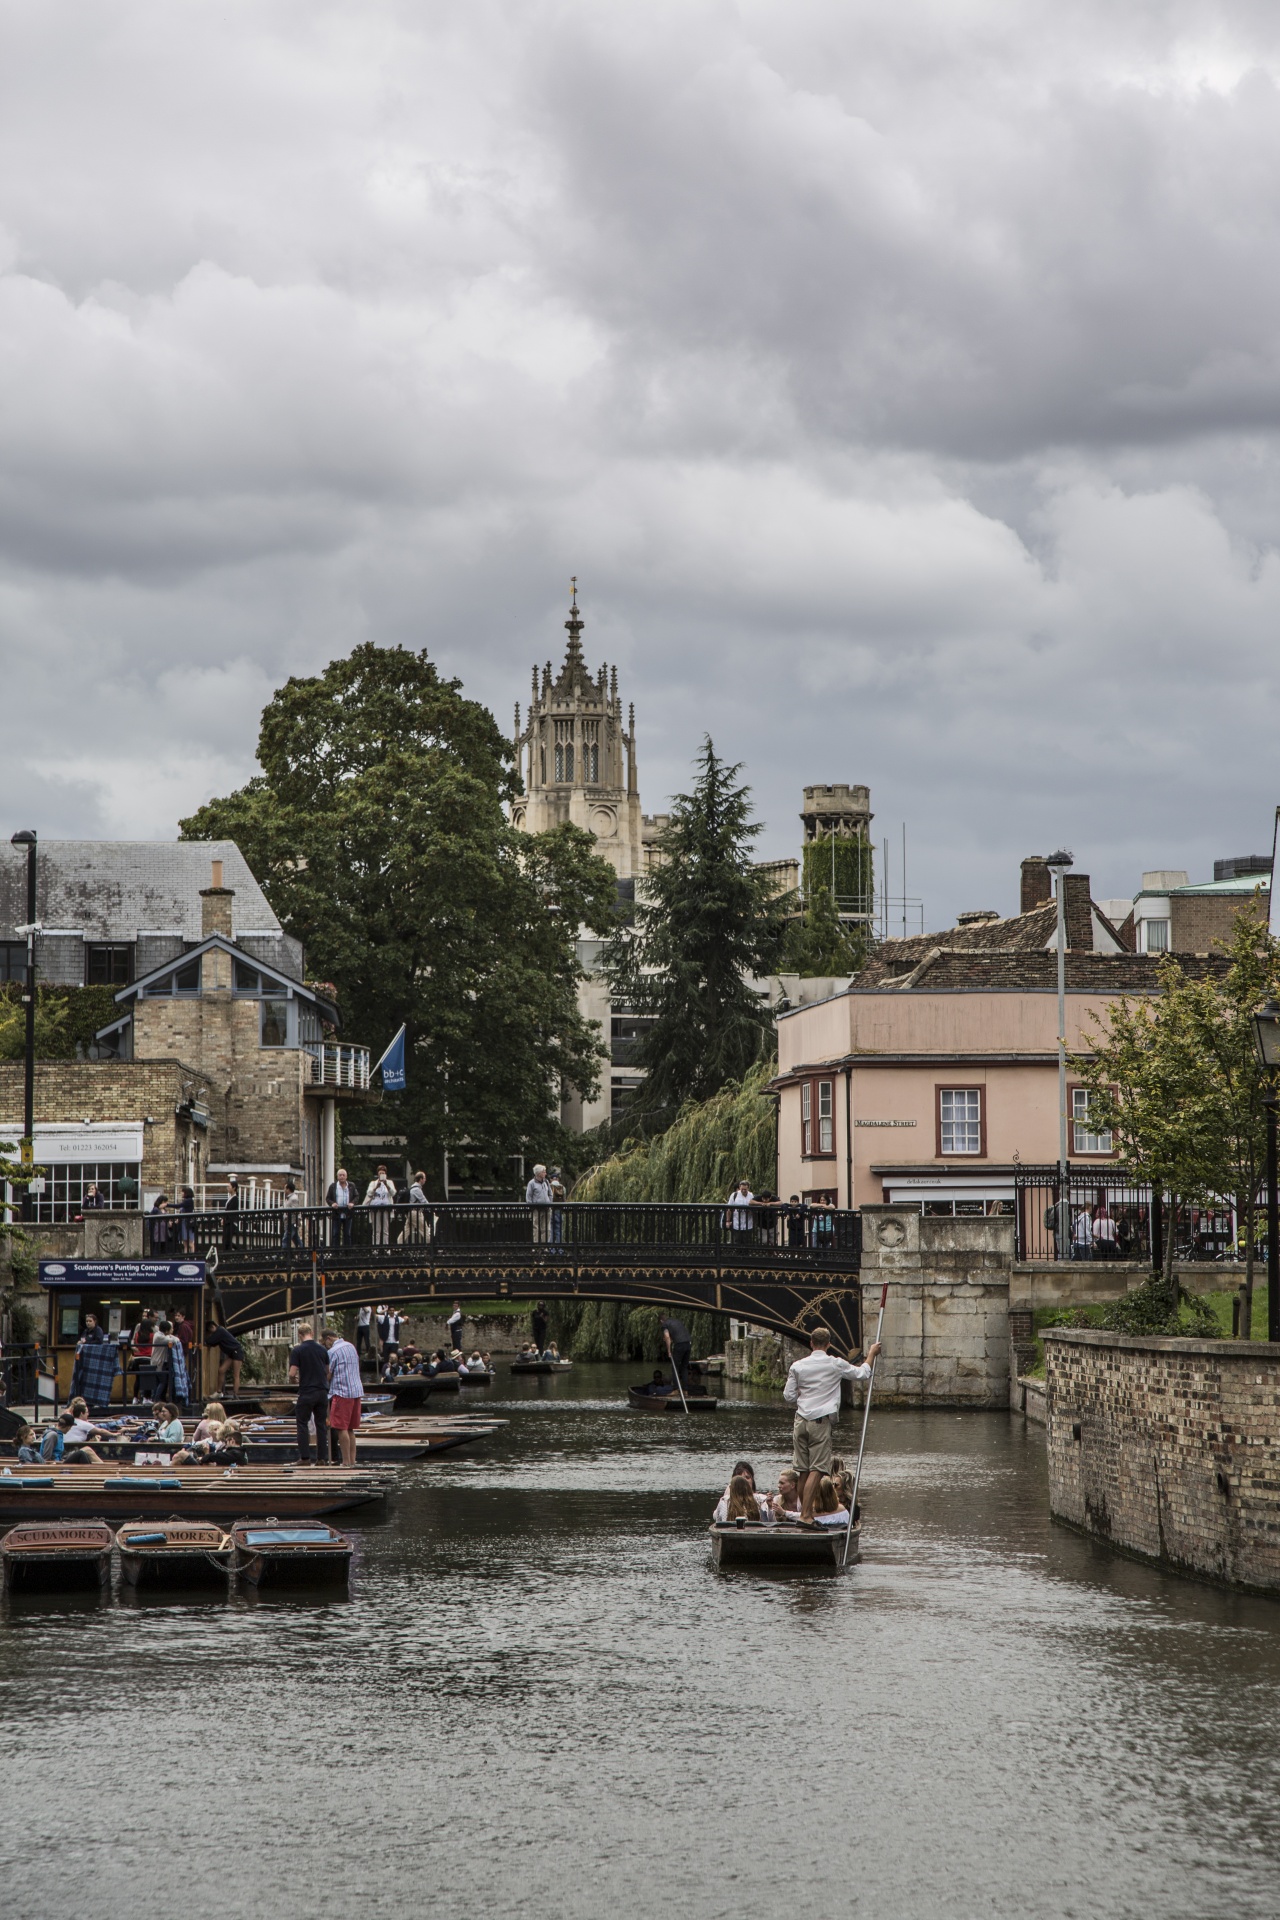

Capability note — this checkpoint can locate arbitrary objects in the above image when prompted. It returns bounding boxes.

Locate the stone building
[511,589,670,1130]
[0,842,368,1217]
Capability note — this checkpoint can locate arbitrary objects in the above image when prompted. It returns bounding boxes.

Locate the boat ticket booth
[37,1259,210,1407]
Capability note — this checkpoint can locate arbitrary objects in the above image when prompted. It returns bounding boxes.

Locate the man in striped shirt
[323,1328,364,1465]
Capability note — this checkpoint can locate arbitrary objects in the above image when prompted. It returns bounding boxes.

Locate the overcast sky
[3,2,1280,928]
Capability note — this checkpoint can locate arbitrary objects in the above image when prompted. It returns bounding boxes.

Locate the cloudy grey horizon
[3,1,1280,930]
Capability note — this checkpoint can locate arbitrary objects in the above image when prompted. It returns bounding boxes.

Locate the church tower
[511,583,645,880]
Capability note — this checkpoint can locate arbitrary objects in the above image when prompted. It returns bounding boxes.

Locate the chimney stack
[200,857,234,939]
[1020,855,1051,914]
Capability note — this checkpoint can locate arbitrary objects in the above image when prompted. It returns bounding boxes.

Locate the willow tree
[604,740,785,1128]
[576,1060,778,1201]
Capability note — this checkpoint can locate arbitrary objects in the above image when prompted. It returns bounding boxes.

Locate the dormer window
[141,957,201,996]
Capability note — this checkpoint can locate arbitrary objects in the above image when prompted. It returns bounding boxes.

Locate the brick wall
[1170,893,1259,955]
[1044,1327,1280,1593]
[0,1057,197,1193]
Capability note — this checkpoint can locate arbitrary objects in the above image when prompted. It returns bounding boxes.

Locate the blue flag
[375,1024,407,1092]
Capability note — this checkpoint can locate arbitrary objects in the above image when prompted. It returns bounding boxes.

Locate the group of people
[324,1166,435,1247]
[712,1457,855,1529]
[517,1341,564,1362]
[381,1345,491,1379]
[723,1182,838,1249]
[287,1322,365,1466]
[12,1396,188,1464]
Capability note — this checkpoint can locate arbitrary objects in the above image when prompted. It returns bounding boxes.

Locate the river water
[3,1364,1280,1920]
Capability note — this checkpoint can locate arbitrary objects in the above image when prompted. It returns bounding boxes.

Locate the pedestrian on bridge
[526,1164,553,1243]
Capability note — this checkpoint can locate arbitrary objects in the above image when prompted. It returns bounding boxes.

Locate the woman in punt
[810,1476,851,1528]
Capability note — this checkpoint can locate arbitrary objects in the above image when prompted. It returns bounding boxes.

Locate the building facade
[0,843,368,1217]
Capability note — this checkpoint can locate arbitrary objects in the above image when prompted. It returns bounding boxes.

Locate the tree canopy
[603,739,786,1128]
[180,643,619,1182]
[575,1059,779,1200]
[1073,897,1279,1323]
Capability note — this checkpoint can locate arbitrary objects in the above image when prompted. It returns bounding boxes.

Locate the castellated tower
[511,585,646,880]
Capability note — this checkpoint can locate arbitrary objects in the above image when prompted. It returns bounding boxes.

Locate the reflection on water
[2,1365,1280,1919]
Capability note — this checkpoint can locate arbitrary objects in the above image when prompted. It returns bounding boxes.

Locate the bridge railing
[166,1200,861,1266]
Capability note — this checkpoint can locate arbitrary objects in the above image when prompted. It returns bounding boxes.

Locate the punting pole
[669,1335,690,1413]
[843,1283,888,1569]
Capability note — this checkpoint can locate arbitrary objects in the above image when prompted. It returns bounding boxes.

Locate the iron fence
[1013,1166,1258,1266]
[175,1199,862,1269]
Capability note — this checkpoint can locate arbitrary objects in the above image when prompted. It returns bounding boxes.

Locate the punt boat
[457,1368,495,1385]
[510,1358,573,1375]
[0,1465,389,1525]
[231,1518,353,1587]
[117,1520,233,1588]
[708,1521,861,1569]
[628,1386,719,1413]
[1,1520,114,1592]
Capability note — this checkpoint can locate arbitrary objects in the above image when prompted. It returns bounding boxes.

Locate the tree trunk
[1163,1190,1178,1303]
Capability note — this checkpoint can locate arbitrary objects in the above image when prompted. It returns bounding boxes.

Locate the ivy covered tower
[511,584,646,881]
[800,783,875,931]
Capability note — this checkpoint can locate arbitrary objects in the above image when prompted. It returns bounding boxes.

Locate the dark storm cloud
[1,0,1279,920]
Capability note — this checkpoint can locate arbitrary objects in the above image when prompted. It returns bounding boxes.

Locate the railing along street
[1014,1165,1250,1265]
[151,1199,862,1269]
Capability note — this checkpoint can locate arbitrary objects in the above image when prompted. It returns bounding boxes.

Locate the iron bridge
[190,1201,865,1353]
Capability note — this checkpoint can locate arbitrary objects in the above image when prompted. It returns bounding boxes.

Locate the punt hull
[0,1468,387,1525]
[117,1521,233,1588]
[510,1360,573,1375]
[2,1521,114,1592]
[708,1523,860,1569]
[231,1521,353,1587]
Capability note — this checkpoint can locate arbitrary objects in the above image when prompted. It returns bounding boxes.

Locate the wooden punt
[0,1466,388,1525]
[117,1519,233,1588]
[708,1521,860,1569]
[628,1386,719,1413]
[2,1520,114,1592]
[457,1368,495,1385]
[510,1359,573,1374]
[231,1518,352,1587]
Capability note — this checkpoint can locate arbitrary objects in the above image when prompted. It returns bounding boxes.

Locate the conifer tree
[605,739,785,1127]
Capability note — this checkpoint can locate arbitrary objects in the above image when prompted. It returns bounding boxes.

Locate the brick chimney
[200,857,234,939]
[1063,873,1093,950]
[1020,855,1051,914]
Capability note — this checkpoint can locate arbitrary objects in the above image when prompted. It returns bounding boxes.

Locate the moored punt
[708,1521,860,1569]
[457,1368,495,1385]
[0,1466,389,1526]
[510,1358,573,1374]
[117,1520,233,1588]
[628,1386,719,1414]
[1,1520,114,1592]
[231,1518,353,1587]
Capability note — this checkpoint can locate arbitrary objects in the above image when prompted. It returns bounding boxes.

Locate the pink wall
[776,988,1126,1206]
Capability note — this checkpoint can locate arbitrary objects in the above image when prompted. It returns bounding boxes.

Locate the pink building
[772,878,1228,1219]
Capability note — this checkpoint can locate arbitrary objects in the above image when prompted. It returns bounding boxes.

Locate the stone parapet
[859,1205,1014,1407]
[1044,1327,1280,1593]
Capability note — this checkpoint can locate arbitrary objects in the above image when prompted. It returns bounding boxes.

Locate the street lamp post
[10,831,37,1221]
[1251,998,1280,1342]
[1047,849,1074,1261]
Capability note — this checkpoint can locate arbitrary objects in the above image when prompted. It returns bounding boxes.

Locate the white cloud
[1,0,1279,923]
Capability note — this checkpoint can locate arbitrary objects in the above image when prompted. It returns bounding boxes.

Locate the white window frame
[939,1087,982,1156]
[1072,1088,1113,1155]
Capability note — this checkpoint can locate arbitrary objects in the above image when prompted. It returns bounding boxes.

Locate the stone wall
[859,1205,1013,1407]
[723,1332,807,1385]
[1044,1327,1280,1593]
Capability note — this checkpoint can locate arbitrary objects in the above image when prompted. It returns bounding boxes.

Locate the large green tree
[180,644,618,1181]
[604,739,786,1127]
[1074,898,1280,1330]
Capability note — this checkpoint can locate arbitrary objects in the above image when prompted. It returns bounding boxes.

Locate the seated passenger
[153,1403,185,1446]
[381,1358,403,1381]
[714,1460,771,1522]
[542,1342,562,1363]
[713,1473,765,1526]
[191,1401,227,1444]
[811,1475,850,1527]
[830,1455,855,1513]
[41,1411,103,1464]
[435,1349,459,1373]
[771,1469,803,1518]
[14,1422,41,1463]
[642,1368,670,1395]
[211,1421,247,1465]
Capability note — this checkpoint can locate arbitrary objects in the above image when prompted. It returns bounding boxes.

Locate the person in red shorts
[323,1327,364,1465]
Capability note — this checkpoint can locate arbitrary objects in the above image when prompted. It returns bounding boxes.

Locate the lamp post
[10,831,37,1221]
[1046,849,1074,1260]
[1251,998,1280,1342]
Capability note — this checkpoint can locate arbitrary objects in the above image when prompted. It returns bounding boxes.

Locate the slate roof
[0,841,279,942]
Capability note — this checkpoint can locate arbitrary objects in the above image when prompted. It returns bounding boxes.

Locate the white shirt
[725,1187,754,1230]
[713,1490,772,1524]
[448,1307,462,1327]
[357,1306,372,1327]
[366,1177,394,1205]
[784,1348,870,1421]
[331,1181,352,1208]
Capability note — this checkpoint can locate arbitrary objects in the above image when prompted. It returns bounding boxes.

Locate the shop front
[38,1258,208,1403]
